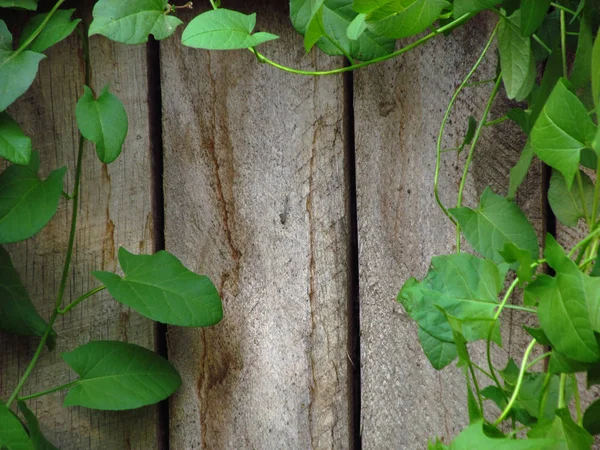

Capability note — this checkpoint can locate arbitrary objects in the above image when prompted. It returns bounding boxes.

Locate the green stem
[17,380,77,402]
[503,304,537,314]
[591,156,600,227]
[61,190,73,200]
[456,76,502,251]
[6,22,90,408]
[532,34,552,54]
[494,339,538,425]
[525,352,552,371]
[472,362,494,380]
[569,225,600,257]
[469,364,485,413]
[576,170,592,228]
[538,370,552,418]
[3,0,66,66]
[58,286,106,315]
[551,2,577,16]
[560,9,567,78]
[434,22,500,225]
[572,374,582,425]
[558,373,567,408]
[250,13,473,77]
[485,115,508,127]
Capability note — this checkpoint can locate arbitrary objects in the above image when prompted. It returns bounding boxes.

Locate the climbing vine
[0,0,599,448]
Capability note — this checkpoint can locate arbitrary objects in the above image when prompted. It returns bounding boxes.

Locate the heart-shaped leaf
[19,9,81,53]
[0,401,33,450]
[0,0,37,10]
[62,340,182,410]
[450,187,539,264]
[182,9,278,50]
[529,408,594,448]
[365,0,449,40]
[417,326,457,370]
[530,78,598,188]
[0,112,31,165]
[548,170,595,227]
[93,247,223,327]
[0,152,66,244]
[0,246,53,344]
[76,85,128,164]
[0,20,45,112]
[89,0,183,44]
[398,253,502,344]
[497,12,536,101]
[18,402,58,450]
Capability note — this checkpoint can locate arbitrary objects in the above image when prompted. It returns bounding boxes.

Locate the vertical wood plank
[0,5,159,448]
[160,2,352,448]
[354,16,546,447]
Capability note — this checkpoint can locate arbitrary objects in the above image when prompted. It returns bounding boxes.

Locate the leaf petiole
[493,338,538,425]
[58,285,107,315]
[17,380,77,401]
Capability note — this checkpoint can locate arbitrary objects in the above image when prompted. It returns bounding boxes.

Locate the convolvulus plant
[1,0,599,448]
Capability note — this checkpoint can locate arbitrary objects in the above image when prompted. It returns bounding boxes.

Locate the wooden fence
[1,1,559,448]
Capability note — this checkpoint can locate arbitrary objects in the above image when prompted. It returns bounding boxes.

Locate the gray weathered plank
[354,15,545,447]
[160,2,352,448]
[0,9,159,449]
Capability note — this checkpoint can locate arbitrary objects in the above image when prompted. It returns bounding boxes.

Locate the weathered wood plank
[0,7,159,448]
[160,2,352,448]
[354,16,545,447]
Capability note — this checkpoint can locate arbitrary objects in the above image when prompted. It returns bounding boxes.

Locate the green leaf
[304,6,327,52]
[508,139,535,199]
[76,85,128,164]
[500,358,520,385]
[0,246,51,342]
[499,242,535,282]
[0,45,45,112]
[467,382,482,423]
[62,340,181,410]
[398,253,502,345]
[450,420,554,449]
[548,170,595,227]
[517,373,574,420]
[182,9,278,50]
[347,12,367,40]
[0,0,36,10]
[450,187,539,264]
[570,11,593,91]
[89,0,183,44]
[593,28,600,111]
[528,408,594,449]
[417,325,457,369]
[507,108,531,134]
[520,0,550,36]
[0,112,31,165]
[497,12,536,101]
[352,0,394,13]
[291,0,395,61]
[588,363,600,387]
[531,236,600,363]
[93,247,223,327]
[530,44,562,125]
[583,399,600,435]
[0,401,33,450]
[548,350,593,374]
[365,0,449,40]
[0,152,66,244]
[530,78,598,188]
[0,20,10,50]
[18,402,58,450]
[453,0,497,17]
[19,9,80,54]
[523,326,550,346]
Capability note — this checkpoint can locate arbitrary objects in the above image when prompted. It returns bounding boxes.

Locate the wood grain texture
[161,1,352,448]
[0,7,159,449]
[354,15,546,447]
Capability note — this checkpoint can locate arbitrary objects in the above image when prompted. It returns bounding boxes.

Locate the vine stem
[572,374,582,425]
[558,373,567,408]
[493,338,538,425]
[434,21,500,224]
[17,380,77,402]
[3,0,66,65]
[576,170,592,228]
[456,76,502,251]
[6,21,90,408]
[569,225,600,258]
[58,286,106,315]
[486,277,519,395]
[249,14,473,77]
[560,9,567,78]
